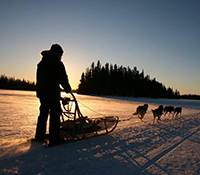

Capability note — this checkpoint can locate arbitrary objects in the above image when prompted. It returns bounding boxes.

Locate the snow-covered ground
[0,90,200,175]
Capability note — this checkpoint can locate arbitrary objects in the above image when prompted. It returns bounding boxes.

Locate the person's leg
[49,100,61,144]
[35,100,49,140]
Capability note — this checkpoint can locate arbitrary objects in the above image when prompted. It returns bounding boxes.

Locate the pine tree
[77,61,179,98]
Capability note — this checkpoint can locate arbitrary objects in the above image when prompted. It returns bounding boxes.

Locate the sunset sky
[1,0,200,95]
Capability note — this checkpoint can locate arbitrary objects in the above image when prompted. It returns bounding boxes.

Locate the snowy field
[0,90,200,175]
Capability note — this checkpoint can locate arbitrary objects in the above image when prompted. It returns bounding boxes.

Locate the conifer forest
[0,74,36,91]
[77,60,180,98]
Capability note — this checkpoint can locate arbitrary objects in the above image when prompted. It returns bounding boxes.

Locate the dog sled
[56,93,119,143]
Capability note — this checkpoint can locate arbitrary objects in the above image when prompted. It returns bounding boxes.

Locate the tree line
[77,60,180,98]
[0,74,36,91]
[1,65,199,100]
[180,94,200,100]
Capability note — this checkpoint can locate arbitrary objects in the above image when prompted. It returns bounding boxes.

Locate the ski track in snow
[135,125,200,175]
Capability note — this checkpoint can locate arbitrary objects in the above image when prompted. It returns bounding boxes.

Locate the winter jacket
[36,50,71,100]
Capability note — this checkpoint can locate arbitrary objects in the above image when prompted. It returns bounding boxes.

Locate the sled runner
[51,93,119,144]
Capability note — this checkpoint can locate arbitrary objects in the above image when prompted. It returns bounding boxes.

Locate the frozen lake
[0,89,200,145]
[0,89,200,175]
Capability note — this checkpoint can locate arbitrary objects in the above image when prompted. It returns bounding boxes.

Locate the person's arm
[59,62,72,93]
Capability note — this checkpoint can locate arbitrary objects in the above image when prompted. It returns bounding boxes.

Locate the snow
[0,90,200,175]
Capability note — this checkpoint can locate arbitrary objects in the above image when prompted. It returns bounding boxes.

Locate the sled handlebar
[61,92,84,118]
[60,92,76,102]
[70,92,76,101]
[70,92,84,117]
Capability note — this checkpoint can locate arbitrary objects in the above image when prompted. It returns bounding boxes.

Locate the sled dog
[164,106,174,116]
[132,104,148,122]
[152,105,163,124]
[173,107,182,118]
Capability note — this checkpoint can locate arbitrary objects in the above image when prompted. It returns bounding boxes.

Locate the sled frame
[60,93,119,140]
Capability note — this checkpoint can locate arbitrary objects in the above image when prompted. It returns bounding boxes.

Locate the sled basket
[59,93,119,140]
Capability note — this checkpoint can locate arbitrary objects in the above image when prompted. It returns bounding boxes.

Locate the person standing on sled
[35,44,72,145]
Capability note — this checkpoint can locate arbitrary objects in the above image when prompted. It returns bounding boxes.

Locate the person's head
[50,44,64,59]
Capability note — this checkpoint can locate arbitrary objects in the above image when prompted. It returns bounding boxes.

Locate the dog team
[132,104,182,123]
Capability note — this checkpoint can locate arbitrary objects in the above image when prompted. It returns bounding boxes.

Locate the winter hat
[50,44,64,54]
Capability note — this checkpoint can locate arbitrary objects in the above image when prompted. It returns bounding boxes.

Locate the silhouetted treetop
[0,74,36,91]
[78,60,180,98]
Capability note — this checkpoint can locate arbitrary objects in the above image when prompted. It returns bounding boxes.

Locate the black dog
[173,107,182,118]
[152,105,163,124]
[164,106,174,116]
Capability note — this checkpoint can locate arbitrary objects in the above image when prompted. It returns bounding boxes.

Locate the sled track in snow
[135,126,200,175]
